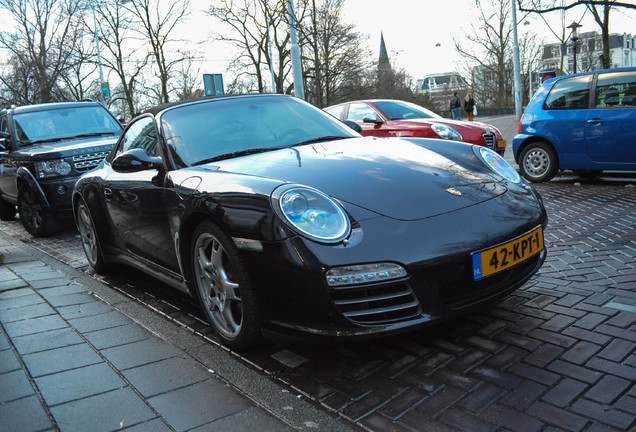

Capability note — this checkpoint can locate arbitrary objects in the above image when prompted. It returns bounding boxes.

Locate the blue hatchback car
[513,68,636,182]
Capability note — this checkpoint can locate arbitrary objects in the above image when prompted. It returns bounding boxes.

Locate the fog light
[326,263,407,287]
[56,185,67,194]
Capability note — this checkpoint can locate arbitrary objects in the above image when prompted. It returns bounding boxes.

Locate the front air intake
[330,282,421,325]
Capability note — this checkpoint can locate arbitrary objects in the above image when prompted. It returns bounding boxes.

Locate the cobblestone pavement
[1,174,635,432]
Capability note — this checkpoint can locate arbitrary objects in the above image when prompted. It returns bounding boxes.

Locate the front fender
[17,167,50,207]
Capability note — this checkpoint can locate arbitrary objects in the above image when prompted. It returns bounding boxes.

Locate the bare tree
[519,31,544,105]
[173,57,204,100]
[517,0,636,68]
[0,0,84,104]
[296,0,371,107]
[456,0,517,107]
[58,30,99,102]
[0,54,36,106]
[122,0,191,104]
[208,0,291,94]
[90,0,149,119]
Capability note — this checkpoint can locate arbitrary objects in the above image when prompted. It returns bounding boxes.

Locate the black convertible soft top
[141,93,288,117]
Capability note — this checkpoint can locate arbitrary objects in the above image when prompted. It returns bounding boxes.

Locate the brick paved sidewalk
[0,232,350,432]
[1,179,635,432]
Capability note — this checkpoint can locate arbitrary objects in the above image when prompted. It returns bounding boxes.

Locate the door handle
[103,188,113,200]
[586,118,602,125]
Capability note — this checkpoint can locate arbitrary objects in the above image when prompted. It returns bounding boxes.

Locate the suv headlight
[476,147,521,183]
[431,124,463,141]
[36,159,72,178]
[274,185,350,243]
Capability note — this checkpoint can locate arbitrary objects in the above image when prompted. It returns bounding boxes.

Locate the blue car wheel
[519,141,558,183]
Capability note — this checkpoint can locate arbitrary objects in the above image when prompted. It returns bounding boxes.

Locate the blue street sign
[203,74,225,96]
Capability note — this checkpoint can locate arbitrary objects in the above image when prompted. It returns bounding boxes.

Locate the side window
[346,103,379,122]
[544,75,592,110]
[595,71,636,108]
[0,114,7,134]
[116,117,157,157]
[324,105,344,120]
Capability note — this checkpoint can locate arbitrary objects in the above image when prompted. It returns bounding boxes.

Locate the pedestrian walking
[464,93,475,121]
[450,92,461,120]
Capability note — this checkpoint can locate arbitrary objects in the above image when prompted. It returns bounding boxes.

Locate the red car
[324,99,506,155]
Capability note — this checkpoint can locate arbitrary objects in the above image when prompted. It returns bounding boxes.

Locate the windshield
[374,101,441,120]
[161,95,360,167]
[13,105,122,146]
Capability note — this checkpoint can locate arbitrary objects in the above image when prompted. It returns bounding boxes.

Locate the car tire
[573,170,603,178]
[17,185,58,236]
[518,142,558,183]
[75,198,108,273]
[0,197,16,221]
[191,221,262,348]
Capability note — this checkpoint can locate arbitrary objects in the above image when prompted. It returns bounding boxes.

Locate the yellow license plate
[472,227,543,280]
[497,139,507,148]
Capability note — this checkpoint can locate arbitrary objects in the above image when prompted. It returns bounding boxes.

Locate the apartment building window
[582,58,590,70]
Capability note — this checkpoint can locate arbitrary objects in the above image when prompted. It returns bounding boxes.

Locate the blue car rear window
[595,71,636,108]
[544,75,592,110]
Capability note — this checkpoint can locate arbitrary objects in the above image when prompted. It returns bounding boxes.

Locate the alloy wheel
[77,203,99,266]
[193,232,243,339]
[19,188,43,231]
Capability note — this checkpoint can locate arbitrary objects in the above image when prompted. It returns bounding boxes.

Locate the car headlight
[36,159,72,178]
[275,186,350,243]
[477,147,521,183]
[431,124,463,141]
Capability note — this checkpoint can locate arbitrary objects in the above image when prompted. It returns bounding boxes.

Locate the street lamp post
[266,11,276,93]
[568,21,582,74]
[287,0,304,100]
[511,0,522,121]
[91,3,107,103]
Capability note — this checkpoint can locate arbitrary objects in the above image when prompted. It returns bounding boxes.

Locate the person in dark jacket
[464,93,475,121]
[449,92,461,120]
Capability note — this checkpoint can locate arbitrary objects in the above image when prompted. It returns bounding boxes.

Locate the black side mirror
[112,148,163,173]
[342,120,362,133]
[362,115,383,125]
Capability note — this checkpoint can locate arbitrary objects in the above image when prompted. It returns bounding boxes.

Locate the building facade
[541,32,636,74]
[416,72,469,108]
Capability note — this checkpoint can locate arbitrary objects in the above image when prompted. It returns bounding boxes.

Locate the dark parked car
[514,67,636,182]
[73,94,547,348]
[324,99,506,155]
[0,101,122,236]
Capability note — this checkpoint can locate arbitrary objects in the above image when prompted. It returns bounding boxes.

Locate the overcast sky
[339,0,636,78]
[187,0,636,82]
[1,1,635,86]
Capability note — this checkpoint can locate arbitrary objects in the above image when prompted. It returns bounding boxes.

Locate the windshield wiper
[27,137,69,145]
[293,136,350,146]
[192,147,282,166]
[27,132,117,145]
[67,132,118,139]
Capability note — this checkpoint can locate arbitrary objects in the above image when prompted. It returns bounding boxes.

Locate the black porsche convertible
[73,94,547,348]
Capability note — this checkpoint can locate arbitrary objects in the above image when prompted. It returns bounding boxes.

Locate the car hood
[16,135,119,159]
[205,137,506,221]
